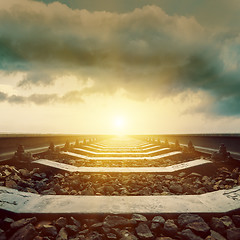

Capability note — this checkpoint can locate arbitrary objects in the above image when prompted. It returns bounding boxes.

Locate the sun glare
[114,117,124,128]
[113,116,126,135]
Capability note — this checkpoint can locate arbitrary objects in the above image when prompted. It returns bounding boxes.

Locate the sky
[0,0,240,134]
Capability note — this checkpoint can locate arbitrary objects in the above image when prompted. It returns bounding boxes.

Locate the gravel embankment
[0,213,240,239]
[1,165,239,196]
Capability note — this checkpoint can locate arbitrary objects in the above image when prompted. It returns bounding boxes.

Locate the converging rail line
[1,135,240,240]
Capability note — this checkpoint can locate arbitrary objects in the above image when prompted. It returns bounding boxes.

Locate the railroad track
[0,136,240,239]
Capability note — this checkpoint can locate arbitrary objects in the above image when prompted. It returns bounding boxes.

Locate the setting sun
[114,116,125,128]
[112,116,126,135]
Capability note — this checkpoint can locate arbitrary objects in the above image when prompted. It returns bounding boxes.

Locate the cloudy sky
[0,0,240,134]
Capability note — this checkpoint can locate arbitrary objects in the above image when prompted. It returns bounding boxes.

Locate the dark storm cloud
[8,95,27,104]
[18,72,55,87]
[0,91,83,105]
[214,96,240,116]
[0,0,240,115]
[0,92,8,101]
[28,94,58,104]
[61,91,84,103]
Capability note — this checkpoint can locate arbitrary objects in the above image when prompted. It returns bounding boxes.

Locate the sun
[114,116,124,128]
[112,116,126,135]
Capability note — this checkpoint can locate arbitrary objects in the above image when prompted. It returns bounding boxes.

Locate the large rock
[165,175,173,180]
[152,216,165,226]
[178,214,205,228]
[232,215,240,227]
[11,174,22,182]
[119,230,138,240]
[169,184,183,194]
[89,223,103,231]
[9,223,37,240]
[32,173,42,181]
[41,225,57,237]
[54,173,64,180]
[19,169,30,178]
[35,220,52,231]
[210,217,226,235]
[2,217,14,230]
[26,187,38,194]
[18,179,34,188]
[35,181,47,191]
[56,227,68,240]
[132,214,147,222]
[226,228,240,240]
[65,224,79,235]
[81,187,95,195]
[41,189,56,195]
[186,221,210,237]
[10,217,37,230]
[150,222,161,232]
[163,220,178,237]
[103,216,136,228]
[70,216,81,228]
[209,230,226,240]
[5,179,18,189]
[135,223,154,240]
[140,187,152,195]
[180,229,203,240]
[220,216,235,228]
[104,185,115,194]
[55,217,67,228]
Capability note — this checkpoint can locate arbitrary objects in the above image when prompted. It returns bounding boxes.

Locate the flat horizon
[1,133,240,136]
